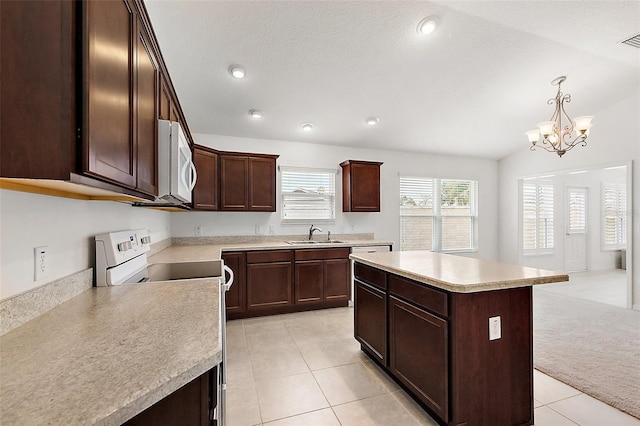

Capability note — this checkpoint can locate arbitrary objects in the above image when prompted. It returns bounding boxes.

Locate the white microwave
[158,119,197,204]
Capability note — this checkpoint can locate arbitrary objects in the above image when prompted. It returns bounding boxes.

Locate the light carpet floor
[533,287,640,419]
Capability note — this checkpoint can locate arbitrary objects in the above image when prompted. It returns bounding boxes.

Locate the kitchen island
[0,279,221,425]
[350,250,568,426]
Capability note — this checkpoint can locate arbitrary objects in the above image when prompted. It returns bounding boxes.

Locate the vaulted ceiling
[145,1,640,160]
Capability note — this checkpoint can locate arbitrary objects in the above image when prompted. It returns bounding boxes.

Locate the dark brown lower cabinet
[389,295,448,422]
[221,251,246,319]
[294,248,350,305]
[246,250,293,311]
[124,366,217,426]
[226,248,350,319]
[324,258,350,301]
[354,279,387,365]
[295,260,324,303]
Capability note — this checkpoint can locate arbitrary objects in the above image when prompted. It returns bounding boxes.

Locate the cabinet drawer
[354,263,386,290]
[295,247,350,261]
[388,275,448,317]
[246,250,293,264]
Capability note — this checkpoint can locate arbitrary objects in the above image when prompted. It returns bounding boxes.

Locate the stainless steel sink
[285,240,345,245]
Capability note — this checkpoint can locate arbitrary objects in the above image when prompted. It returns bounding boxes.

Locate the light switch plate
[489,316,501,340]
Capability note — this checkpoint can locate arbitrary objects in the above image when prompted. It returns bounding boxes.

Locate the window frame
[399,176,478,253]
[280,166,337,224]
[521,178,555,255]
[601,182,627,251]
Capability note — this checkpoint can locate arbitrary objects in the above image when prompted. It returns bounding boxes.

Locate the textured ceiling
[145,1,640,160]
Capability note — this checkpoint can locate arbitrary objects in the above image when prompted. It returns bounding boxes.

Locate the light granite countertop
[0,236,392,424]
[350,250,569,293]
[0,279,222,425]
[148,239,394,264]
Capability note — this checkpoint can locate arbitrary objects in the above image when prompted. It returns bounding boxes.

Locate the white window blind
[281,167,335,223]
[602,183,626,249]
[567,188,587,234]
[400,177,478,252]
[522,180,554,252]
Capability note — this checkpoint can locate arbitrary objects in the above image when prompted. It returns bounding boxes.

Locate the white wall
[0,190,170,299]
[172,134,499,260]
[498,92,640,309]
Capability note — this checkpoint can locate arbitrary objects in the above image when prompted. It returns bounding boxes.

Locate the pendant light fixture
[526,76,593,157]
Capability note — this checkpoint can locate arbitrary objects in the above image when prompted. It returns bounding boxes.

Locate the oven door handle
[223,265,234,292]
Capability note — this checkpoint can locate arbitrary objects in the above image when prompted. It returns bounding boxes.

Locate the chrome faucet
[308,224,322,241]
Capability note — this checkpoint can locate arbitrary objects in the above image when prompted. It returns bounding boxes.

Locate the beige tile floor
[225,307,640,426]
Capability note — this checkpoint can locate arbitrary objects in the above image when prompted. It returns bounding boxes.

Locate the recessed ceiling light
[366,117,380,126]
[249,109,263,119]
[301,123,314,131]
[228,65,245,79]
[417,16,439,35]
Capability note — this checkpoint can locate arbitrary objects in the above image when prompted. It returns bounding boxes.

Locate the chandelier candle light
[526,76,593,157]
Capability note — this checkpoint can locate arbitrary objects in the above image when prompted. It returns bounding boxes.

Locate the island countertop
[0,279,222,426]
[350,250,568,293]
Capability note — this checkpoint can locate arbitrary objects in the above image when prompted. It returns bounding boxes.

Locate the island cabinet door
[354,279,387,366]
[389,295,448,423]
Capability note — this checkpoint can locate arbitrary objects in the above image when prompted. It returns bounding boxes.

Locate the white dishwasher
[349,245,391,306]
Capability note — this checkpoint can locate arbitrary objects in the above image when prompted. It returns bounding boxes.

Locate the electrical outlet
[269,225,275,235]
[195,226,203,236]
[489,316,502,341]
[34,246,49,281]
[255,225,261,235]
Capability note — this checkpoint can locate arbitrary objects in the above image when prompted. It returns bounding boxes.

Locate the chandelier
[526,76,593,157]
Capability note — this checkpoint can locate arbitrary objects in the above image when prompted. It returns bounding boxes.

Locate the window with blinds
[567,188,587,234]
[602,183,626,250]
[522,180,554,253]
[281,167,336,223]
[399,177,478,252]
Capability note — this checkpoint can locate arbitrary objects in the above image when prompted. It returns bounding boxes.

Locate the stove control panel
[95,229,151,268]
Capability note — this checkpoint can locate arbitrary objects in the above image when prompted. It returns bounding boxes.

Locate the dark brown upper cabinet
[192,145,219,210]
[219,152,278,212]
[0,0,191,201]
[340,160,383,212]
[84,0,138,190]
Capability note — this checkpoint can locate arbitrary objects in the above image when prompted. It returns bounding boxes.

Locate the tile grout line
[240,318,266,426]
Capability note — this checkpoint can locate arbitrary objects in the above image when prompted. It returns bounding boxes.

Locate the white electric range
[94,229,233,425]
